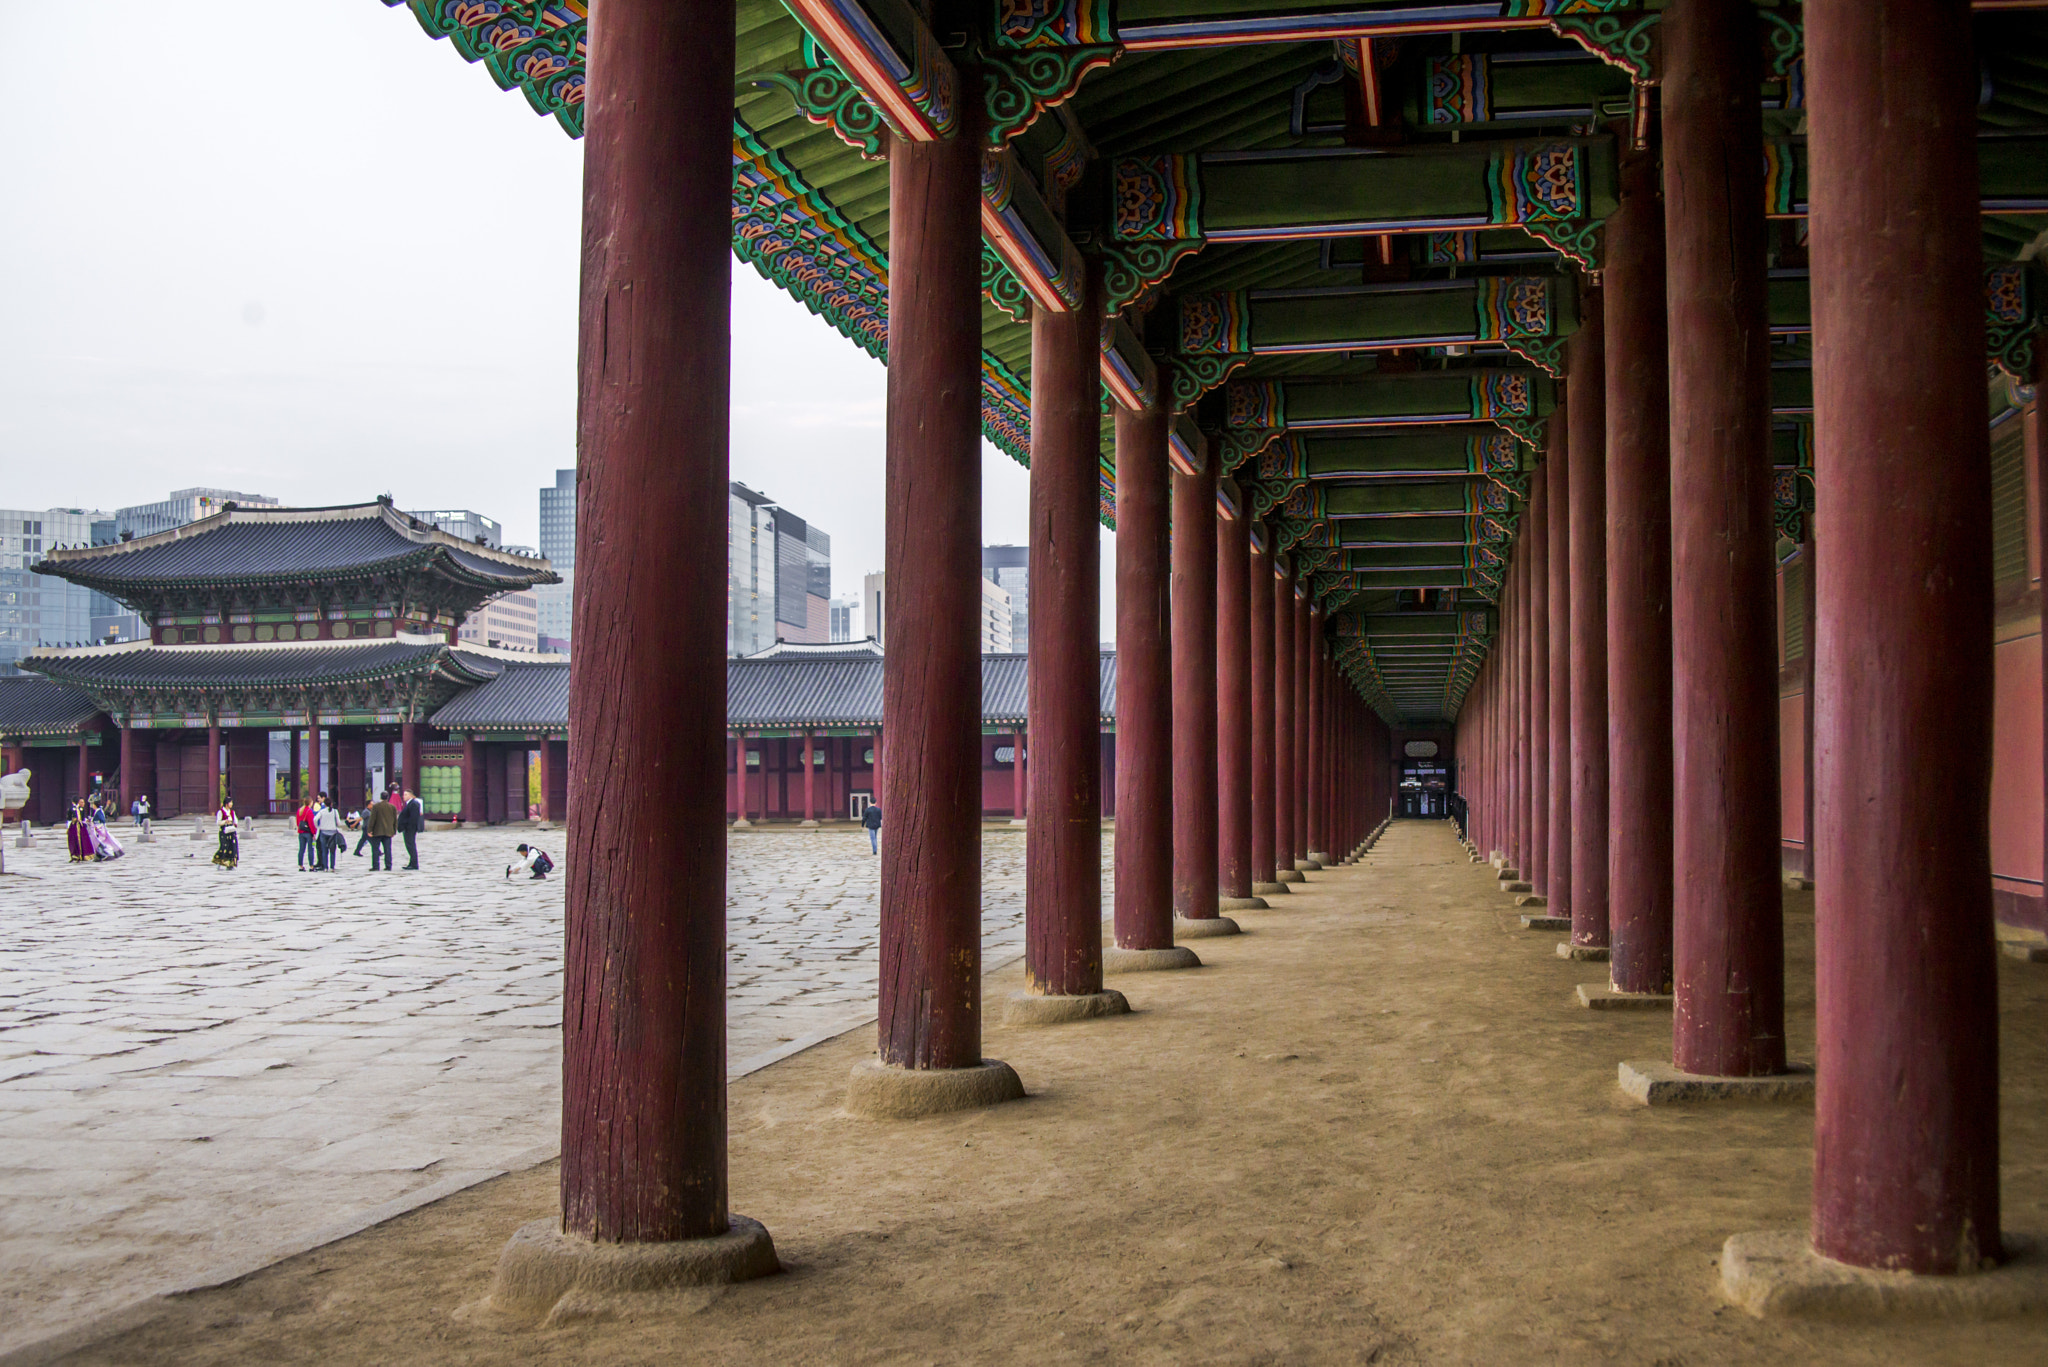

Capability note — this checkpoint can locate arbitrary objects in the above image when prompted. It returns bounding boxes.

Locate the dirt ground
[40,821,2048,1365]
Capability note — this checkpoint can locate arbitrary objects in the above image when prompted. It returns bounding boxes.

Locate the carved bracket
[982,243,1031,323]
[1102,240,1206,318]
[983,46,1119,148]
[1171,354,1250,415]
[752,67,888,159]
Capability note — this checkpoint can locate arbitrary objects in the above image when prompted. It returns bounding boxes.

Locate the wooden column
[1569,283,1609,948]
[1273,561,1297,873]
[797,729,813,824]
[1547,408,1572,910]
[461,733,480,824]
[1009,728,1025,821]
[1249,527,1278,886]
[289,727,302,804]
[1292,587,1312,863]
[1114,393,1173,947]
[1216,494,1254,898]
[1306,613,1324,859]
[1171,442,1221,922]
[206,722,221,813]
[1527,459,1550,891]
[559,0,737,1244]
[1665,0,1785,1078]
[1025,256,1104,997]
[400,721,418,801]
[1807,0,1999,1272]
[539,733,558,823]
[1604,130,1675,996]
[878,103,986,1066]
[118,723,137,814]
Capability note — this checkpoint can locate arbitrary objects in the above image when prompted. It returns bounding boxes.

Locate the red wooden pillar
[1114,392,1174,947]
[205,722,221,812]
[1215,491,1254,898]
[1547,409,1571,910]
[1510,549,1527,864]
[118,723,137,814]
[538,733,559,822]
[1249,527,1278,887]
[1526,464,1549,889]
[1171,440,1221,922]
[1306,616,1324,860]
[1807,0,1999,1272]
[1292,587,1311,864]
[1008,727,1025,821]
[878,102,986,1066]
[800,728,816,824]
[1273,561,1297,875]
[1604,129,1675,995]
[1665,0,1785,1079]
[461,733,480,824]
[1025,256,1104,997]
[558,0,743,1247]
[400,721,418,801]
[1569,283,1608,947]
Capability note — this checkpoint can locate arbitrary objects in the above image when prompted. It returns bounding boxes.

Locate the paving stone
[0,821,1108,1356]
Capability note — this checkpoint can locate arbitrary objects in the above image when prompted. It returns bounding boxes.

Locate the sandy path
[42,820,2048,1365]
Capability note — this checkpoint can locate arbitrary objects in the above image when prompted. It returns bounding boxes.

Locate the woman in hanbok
[212,797,240,869]
[87,804,125,861]
[66,801,92,862]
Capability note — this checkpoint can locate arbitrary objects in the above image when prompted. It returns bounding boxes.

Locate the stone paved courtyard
[0,818,1103,1356]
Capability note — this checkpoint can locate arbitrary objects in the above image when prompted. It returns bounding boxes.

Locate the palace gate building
[16,0,2048,1318]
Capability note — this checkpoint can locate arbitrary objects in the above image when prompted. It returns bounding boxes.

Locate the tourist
[396,786,424,870]
[505,843,553,880]
[295,795,318,870]
[86,802,124,861]
[314,794,343,871]
[862,801,882,854]
[130,793,149,827]
[65,800,91,863]
[212,798,240,869]
[363,788,398,871]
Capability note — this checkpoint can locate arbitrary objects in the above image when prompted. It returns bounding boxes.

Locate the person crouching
[506,843,554,880]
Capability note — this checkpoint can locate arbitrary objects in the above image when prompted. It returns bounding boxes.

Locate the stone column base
[799,819,819,827]
[487,1215,778,1326]
[1519,913,1569,931]
[1009,818,1026,826]
[1218,895,1270,912]
[1104,946,1201,974]
[1307,850,1331,865]
[1576,984,1672,1010]
[731,818,751,829]
[1293,859,1321,872]
[1514,893,1547,908]
[1617,1060,1814,1106]
[1557,942,1609,962]
[1275,869,1305,883]
[1500,880,1532,894]
[1494,864,1518,879]
[1721,1230,2048,1319]
[1174,914,1242,939]
[845,1058,1025,1119]
[1004,989,1131,1026]
[1251,881,1291,896]
[1999,941,2048,963]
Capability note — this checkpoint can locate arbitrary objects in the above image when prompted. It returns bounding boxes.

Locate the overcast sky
[1,1,1114,637]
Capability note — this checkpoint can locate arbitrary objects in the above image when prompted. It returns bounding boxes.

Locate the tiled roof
[428,663,569,730]
[23,638,502,691]
[427,654,1119,731]
[33,502,557,594]
[0,676,103,738]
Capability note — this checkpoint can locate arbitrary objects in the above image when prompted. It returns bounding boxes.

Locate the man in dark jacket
[396,787,426,870]
[861,802,882,854]
[363,790,399,870]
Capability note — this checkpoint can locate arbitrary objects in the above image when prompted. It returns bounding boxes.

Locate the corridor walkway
[49,821,2048,1365]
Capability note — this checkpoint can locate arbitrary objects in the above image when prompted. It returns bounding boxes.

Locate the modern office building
[537,468,575,653]
[406,508,503,547]
[862,571,886,649]
[829,595,859,642]
[457,587,542,653]
[979,576,1013,653]
[114,487,278,541]
[0,507,110,671]
[982,544,1029,651]
[728,483,831,656]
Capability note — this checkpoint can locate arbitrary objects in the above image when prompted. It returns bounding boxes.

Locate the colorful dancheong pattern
[1485,142,1582,223]
[1226,380,1285,430]
[1472,370,1535,419]
[1427,231,1477,264]
[1425,55,1490,125]
[1473,278,1551,341]
[998,0,1112,47]
[1180,293,1252,354]
[1115,156,1203,241]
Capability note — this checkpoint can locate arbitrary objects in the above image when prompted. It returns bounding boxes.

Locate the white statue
[0,769,28,814]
